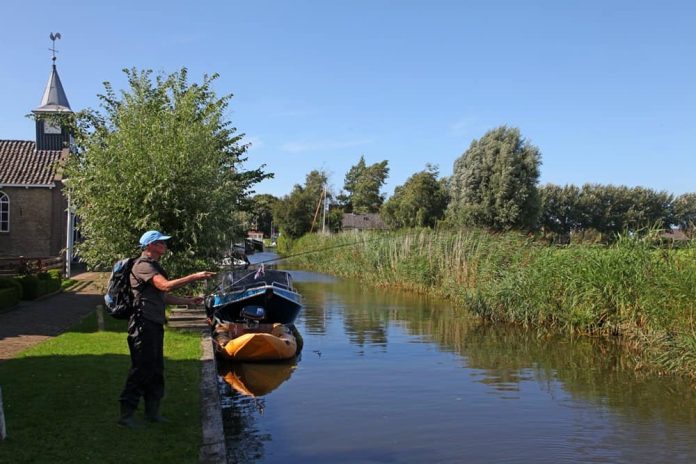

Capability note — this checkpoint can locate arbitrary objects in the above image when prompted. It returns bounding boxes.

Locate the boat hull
[207,269,302,324]
[211,284,301,324]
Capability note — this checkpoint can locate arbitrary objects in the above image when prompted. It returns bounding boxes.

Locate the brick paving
[0,272,106,361]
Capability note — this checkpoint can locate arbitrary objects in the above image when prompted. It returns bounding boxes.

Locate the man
[118,230,215,427]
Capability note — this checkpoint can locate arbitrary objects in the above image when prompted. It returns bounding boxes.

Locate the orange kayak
[213,322,298,361]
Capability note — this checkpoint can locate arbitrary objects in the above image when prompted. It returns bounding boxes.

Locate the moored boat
[212,320,299,361]
[206,266,302,324]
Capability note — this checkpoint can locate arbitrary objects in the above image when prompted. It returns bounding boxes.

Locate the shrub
[0,287,20,309]
[0,278,23,308]
[47,269,62,282]
[0,277,24,299]
[17,273,61,300]
[37,271,61,295]
[17,275,40,300]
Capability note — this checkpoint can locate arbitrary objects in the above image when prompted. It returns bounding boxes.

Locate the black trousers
[119,316,164,409]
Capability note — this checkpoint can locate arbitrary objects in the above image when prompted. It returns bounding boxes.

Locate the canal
[218,263,696,463]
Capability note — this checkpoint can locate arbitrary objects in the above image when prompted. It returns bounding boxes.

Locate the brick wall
[0,185,67,257]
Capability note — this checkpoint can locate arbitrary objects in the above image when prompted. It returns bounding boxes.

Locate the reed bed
[285,228,696,379]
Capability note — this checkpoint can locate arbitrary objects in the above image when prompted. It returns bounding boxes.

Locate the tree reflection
[324,277,696,426]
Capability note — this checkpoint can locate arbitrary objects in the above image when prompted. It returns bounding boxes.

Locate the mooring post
[96,304,104,331]
[1,385,7,441]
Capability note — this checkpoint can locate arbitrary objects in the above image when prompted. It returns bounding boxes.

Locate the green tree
[447,126,541,231]
[538,184,582,236]
[381,165,449,229]
[673,193,696,232]
[326,206,345,233]
[250,194,280,237]
[273,170,328,239]
[64,68,269,274]
[341,155,389,213]
[623,186,673,231]
[577,184,673,239]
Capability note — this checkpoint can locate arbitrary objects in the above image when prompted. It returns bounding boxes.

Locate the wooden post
[1,385,7,440]
[96,304,104,332]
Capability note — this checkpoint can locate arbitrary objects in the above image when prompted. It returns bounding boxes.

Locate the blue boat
[206,267,302,324]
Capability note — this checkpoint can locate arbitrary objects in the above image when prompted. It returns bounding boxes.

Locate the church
[0,42,74,262]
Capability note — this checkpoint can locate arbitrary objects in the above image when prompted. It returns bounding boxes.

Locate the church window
[0,191,9,232]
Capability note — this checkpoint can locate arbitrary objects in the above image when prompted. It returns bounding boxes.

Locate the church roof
[33,64,72,113]
[0,140,66,186]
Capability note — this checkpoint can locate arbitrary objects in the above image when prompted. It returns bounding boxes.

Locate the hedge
[17,272,62,300]
[0,278,22,309]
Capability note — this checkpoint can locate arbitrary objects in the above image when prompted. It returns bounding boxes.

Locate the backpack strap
[130,257,149,314]
[130,257,147,289]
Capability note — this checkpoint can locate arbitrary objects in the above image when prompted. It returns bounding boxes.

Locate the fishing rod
[249,228,431,267]
[209,229,424,293]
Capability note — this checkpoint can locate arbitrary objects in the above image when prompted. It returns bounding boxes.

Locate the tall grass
[285,229,696,378]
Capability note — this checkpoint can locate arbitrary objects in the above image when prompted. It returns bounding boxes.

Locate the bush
[0,288,20,309]
[0,277,24,299]
[17,275,40,300]
[17,273,61,300]
[0,278,23,308]
[47,269,63,281]
[276,234,294,255]
[38,271,61,295]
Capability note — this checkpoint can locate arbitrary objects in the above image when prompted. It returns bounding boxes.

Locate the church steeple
[35,64,72,113]
[32,32,73,151]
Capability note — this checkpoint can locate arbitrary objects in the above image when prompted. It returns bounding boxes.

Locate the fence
[0,256,65,278]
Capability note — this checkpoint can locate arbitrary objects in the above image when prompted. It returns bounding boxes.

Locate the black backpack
[104,257,143,319]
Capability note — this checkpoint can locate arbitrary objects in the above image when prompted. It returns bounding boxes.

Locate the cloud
[280,138,373,153]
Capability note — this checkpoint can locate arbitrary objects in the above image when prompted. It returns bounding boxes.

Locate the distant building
[0,53,74,258]
[341,213,389,232]
[660,229,690,243]
[247,230,264,241]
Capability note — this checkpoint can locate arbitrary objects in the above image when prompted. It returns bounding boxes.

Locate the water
[219,267,696,464]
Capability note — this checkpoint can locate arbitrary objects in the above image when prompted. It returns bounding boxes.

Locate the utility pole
[65,194,74,278]
[321,184,328,234]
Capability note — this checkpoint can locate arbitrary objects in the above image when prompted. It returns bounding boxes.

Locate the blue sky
[1,0,694,198]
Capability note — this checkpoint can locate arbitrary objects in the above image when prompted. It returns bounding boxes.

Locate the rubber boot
[145,400,168,423]
[117,403,141,428]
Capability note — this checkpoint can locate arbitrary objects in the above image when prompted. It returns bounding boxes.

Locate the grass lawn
[60,278,78,290]
[0,313,203,464]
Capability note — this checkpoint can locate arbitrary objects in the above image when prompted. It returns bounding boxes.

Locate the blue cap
[139,230,172,247]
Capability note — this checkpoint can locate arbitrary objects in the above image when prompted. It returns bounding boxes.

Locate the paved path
[0,271,106,360]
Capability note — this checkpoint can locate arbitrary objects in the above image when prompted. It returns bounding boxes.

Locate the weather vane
[49,32,61,62]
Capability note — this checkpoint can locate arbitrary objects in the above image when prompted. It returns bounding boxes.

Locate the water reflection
[218,359,297,398]
[220,269,696,464]
[218,360,299,463]
[220,384,270,464]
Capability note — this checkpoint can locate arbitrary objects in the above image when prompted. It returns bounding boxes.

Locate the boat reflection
[218,358,298,397]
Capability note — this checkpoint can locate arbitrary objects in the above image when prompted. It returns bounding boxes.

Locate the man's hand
[194,271,216,280]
